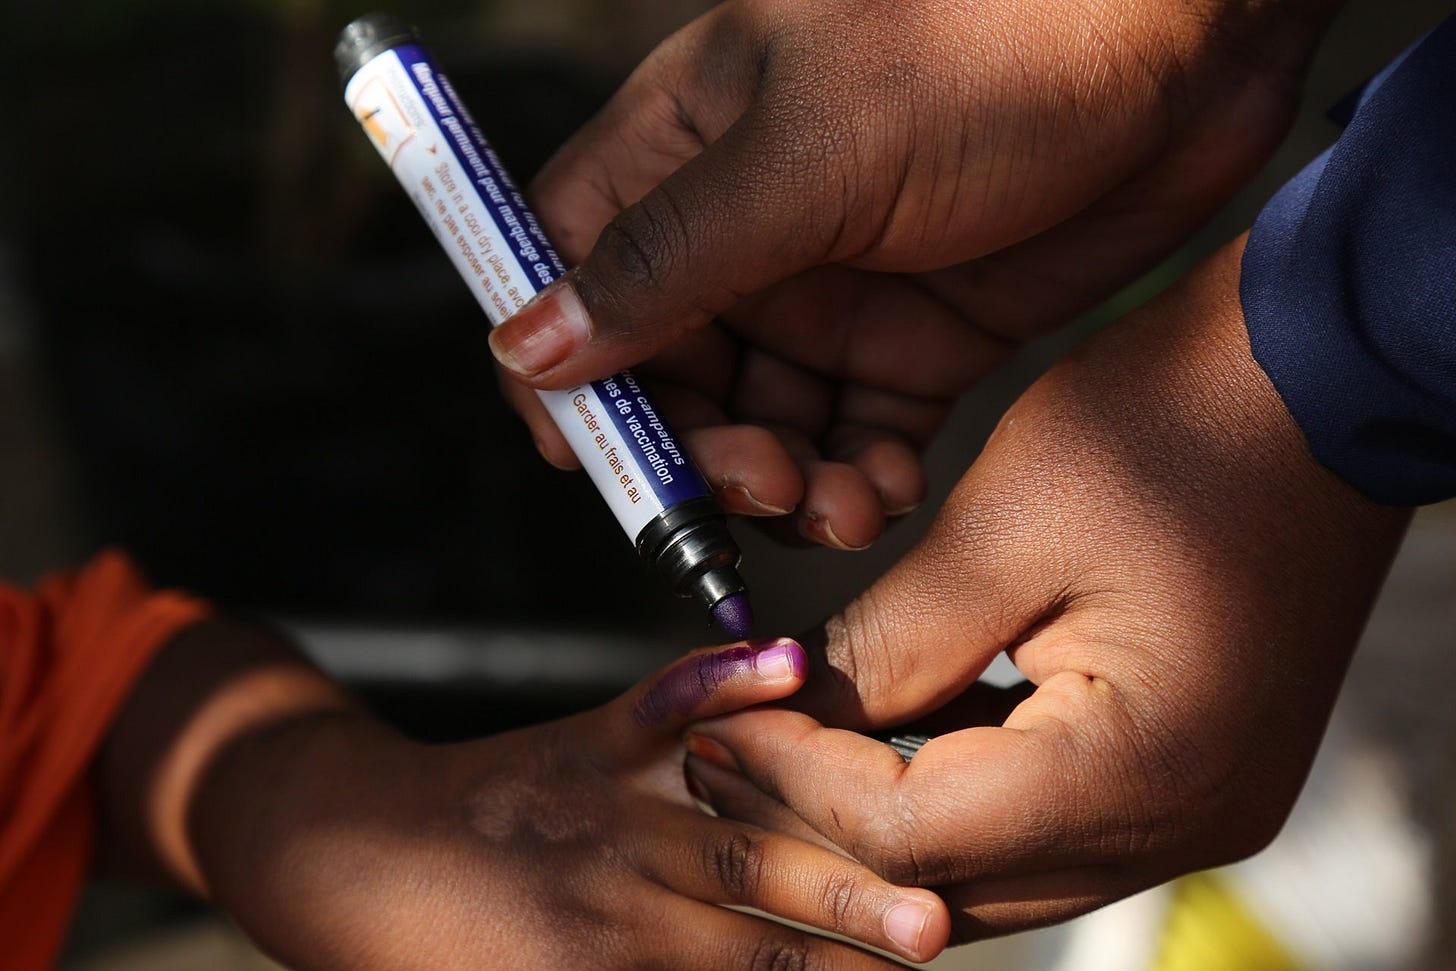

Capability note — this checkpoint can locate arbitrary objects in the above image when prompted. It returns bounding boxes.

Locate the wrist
[98,619,362,896]
[1070,235,1397,530]
[186,708,415,905]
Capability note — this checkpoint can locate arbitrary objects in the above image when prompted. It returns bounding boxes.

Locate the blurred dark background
[0,0,1452,967]
[2,0,697,627]
[2,0,1448,644]
[1,0,739,745]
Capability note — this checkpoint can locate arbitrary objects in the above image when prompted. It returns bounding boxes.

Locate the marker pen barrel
[334,13,753,636]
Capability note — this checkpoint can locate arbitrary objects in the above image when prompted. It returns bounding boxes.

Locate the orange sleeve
[0,551,210,971]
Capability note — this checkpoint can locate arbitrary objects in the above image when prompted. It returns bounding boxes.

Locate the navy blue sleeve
[1240,15,1456,506]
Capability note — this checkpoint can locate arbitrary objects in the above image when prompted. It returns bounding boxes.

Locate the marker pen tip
[710,592,755,640]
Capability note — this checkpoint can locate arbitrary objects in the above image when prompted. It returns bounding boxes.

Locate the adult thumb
[488,115,839,388]
[785,486,1050,729]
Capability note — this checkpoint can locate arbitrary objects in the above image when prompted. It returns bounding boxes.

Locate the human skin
[96,624,951,968]
[678,238,1411,939]
[490,0,1343,549]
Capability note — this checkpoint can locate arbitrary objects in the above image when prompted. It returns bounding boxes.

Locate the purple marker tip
[710,592,755,640]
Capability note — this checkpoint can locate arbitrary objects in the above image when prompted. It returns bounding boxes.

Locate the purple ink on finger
[632,638,805,726]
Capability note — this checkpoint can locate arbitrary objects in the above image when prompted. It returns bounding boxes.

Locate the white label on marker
[346,48,709,540]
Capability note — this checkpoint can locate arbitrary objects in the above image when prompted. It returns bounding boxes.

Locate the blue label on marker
[592,372,712,509]
[389,44,712,517]
[394,45,567,285]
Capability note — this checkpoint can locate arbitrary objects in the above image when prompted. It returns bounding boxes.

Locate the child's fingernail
[684,733,740,772]
[489,282,592,376]
[752,639,803,682]
[884,899,934,955]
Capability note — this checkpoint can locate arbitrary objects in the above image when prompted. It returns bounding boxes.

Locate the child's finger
[621,639,808,737]
[638,812,951,965]
[646,893,913,971]
[684,753,843,854]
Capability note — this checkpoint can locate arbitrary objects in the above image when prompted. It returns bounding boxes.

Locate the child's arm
[98,620,949,969]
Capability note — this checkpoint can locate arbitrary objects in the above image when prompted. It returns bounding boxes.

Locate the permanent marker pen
[334,13,753,637]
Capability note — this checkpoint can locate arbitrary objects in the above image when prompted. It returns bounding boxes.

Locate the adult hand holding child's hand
[681,240,1410,939]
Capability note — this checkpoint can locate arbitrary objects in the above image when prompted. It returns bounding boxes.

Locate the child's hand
[184,638,949,969]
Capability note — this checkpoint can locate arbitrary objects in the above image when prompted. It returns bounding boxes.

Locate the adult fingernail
[821,522,870,551]
[684,733,740,772]
[489,282,592,376]
[723,484,795,517]
[884,900,933,956]
[799,512,870,551]
[752,639,804,682]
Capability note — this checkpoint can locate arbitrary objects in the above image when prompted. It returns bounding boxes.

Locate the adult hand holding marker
[491,0,1341,549]
[337,15,752,636]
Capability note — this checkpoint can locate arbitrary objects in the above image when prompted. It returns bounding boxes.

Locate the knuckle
[594,205,675,292]
[817,871,862,934]
[748,939,813,971]
[692,649,734,699]
[578,192,732,333]
[581,189,692,313]
[709,831,768,900]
